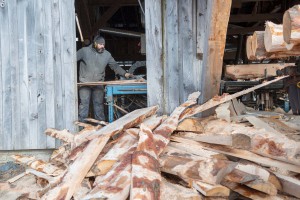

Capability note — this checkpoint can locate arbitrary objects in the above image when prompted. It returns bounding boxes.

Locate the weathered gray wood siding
[146,0,230,114]
[146,0,204,114]
[0,0,77,150]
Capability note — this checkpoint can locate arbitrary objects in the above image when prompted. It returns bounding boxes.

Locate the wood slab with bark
[42,106,158,200]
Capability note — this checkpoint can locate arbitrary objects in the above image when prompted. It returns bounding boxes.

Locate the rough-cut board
[167,141,227,160]
[245,116,300,165]
[177,116,214,133]
[221,180,282,200]
[45,128,74,144]
[171,136,300,173]
[245,179,277,196]
[42,106,158,200]
[283,5,300,44]
[131,124,161,200]
[86,128,139,177]
[225,169,259,184]
[274,172,300,198]
[77,79,146,86]
[225,63,292,80]
[12,155,63,176]
[159,152,236,185]
[192,181,230,197]
[83,147,136,200]
[177,131,251,150]
[180,76,288,119]
[161,178,201,200]
[153,92,200,156]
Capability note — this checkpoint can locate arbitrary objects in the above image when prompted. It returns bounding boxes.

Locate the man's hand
[124,73,134,79]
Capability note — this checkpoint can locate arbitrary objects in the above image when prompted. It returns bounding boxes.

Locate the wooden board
[225,63,292,80]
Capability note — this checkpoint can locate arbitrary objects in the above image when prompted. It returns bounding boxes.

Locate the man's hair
[94,35,105,45]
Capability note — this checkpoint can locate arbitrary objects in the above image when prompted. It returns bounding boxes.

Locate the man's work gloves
[125,73,134,79]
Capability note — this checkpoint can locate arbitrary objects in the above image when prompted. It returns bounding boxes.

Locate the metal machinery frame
[105,83,147,122]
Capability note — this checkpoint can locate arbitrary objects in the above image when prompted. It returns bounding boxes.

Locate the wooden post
[200,0,232,105]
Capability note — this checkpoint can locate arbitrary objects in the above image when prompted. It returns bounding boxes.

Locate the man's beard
[96,47,105,53]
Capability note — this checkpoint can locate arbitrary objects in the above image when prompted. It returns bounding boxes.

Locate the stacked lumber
[246,4,300,60]
[2,78,300,200]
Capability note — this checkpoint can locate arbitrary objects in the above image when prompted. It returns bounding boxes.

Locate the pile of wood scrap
[246,4,300,60]
[1,78,300,200]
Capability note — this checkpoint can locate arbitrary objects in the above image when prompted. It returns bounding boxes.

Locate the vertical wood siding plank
[164,0,179,114]
[0,1,12,150]
[17,0,30,149]
[0,3,3,149]
[52,0,64,147]
[8,0,21,149]
[35,0,47,149]
[27,0,38,148]
[179,0,194,102]
[60,0,77,134]
[44,0,56,148]
[145,0,164,114]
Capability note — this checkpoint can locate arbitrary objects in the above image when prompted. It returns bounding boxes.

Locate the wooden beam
[225,63,293,80]
[230,13,283,23]
[227,26,265,35]
[88,0,139,6]
[92,2,121,35]
[200,0,232,105]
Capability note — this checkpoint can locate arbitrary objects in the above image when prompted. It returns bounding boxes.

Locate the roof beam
[229,13,283,23]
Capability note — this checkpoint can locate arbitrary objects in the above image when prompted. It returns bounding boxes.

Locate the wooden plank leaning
[41,106,158,200]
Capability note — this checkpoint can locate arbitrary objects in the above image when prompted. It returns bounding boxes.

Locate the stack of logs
[247,5,300,60]
[1,78,299,200]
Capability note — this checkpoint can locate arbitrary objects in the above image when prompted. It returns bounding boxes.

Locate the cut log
[45,128,74,144]
[246,35,256,60]
[161,178,201,200]
[180,76,288,119]
[225,63,292,80]
[159,152,236,185]
[131,124,161,200]
[192,181,230,197]
[42,106,158,200]
[264,22,287,52]
[11,155,64,176]
[274,172,300,198]
[171,136,300,174]
[250,31,267,60]
[283,5,300,44]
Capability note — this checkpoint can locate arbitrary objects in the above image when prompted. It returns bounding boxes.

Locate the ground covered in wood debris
[1,78,300,200]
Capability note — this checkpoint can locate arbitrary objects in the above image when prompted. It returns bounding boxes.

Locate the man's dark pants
[78,86,105,122]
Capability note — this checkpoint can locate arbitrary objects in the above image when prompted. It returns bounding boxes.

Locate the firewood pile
[1,77,300,200]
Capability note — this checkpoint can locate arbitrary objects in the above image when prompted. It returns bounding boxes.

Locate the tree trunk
[283,5,300,44]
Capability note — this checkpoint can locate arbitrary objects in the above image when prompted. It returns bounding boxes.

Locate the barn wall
[146,0,231,114]
[0,0,77,150]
